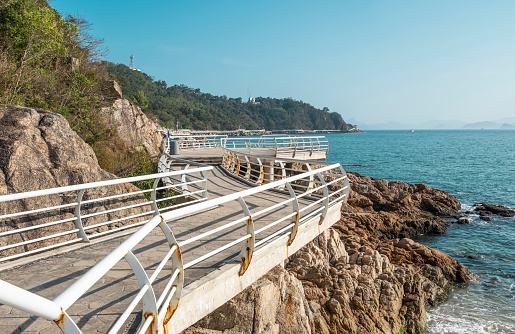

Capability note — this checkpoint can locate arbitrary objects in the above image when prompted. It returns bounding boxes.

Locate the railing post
[74,189,90,243]
[163,157,173,185]
[244,156,251,180]
[150,178,160,216]
[233,154,240,176]
[338,165,350,204]
[274,138,278,157]
[262,159,274,184]
[237,197,254,275]
[309,138,313,157]
[285,182,299,245]
[277,161,287,189]
[158,220,184,329]
[256,158,264,185]
[316,172,329,225]
[125,251,159,334]
[222,150,229,168]
[229,152,236,173]
[200,171,211,200]
[304,163,314,190]
[181,164,190,192]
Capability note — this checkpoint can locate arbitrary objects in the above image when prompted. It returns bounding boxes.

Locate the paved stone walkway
[0,167,316,333]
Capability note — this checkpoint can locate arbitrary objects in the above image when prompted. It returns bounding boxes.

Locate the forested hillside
[108,64,354,131]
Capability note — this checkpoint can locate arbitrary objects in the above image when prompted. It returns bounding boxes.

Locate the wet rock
[480,216,492,222]
[474,203,515,217]
[457,218,470,224]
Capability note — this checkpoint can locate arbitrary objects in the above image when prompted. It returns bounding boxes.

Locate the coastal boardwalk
[0,166,317,334]
[175,147,327,164]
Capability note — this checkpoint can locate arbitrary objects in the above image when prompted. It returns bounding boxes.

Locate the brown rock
[0,106,149,258]
[184,266,312,334]
[101,80,123,101]
[474,202,515,217]
[101,97,163,157]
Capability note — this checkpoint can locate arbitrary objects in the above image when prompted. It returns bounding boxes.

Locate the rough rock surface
[100,80,162,156]
[184,173,476,334]
[338,172,461,242]
[0,106,148,258]
[183,266,312,334]
[473,202,515,217]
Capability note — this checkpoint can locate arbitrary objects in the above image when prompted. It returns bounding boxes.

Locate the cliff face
[184,174,476,334]
[0,106,148,258]
[100,80,163,157]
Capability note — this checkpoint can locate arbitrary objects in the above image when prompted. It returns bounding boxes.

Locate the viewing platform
[0,136,348,334]
[172,135,329,164]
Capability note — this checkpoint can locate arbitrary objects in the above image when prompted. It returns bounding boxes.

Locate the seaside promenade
[0,139,348,334]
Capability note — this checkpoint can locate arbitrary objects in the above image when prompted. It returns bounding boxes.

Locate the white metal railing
[0,154,349,333]
[221,147,346,190]
[167,135,227,150]
[0,164,212,263]
[158,149,212,200]
[221,135,329,158]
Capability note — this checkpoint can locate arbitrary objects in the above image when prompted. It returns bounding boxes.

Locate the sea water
[325,130,515,334]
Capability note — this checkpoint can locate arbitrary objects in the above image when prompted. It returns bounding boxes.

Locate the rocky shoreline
[183,172,479,334]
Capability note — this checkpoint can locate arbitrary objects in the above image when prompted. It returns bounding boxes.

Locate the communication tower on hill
[130,55,134,69]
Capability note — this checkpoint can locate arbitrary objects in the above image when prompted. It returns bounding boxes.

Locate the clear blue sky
[52,0,515,125]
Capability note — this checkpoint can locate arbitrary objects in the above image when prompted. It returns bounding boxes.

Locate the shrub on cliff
[0,0,154,175]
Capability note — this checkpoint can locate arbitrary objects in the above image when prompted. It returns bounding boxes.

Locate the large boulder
[0,106,148,259]
[338,172,461,241]
[101,82,163,157]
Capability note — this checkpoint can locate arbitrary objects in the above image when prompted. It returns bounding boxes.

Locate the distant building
[248,97,260,105]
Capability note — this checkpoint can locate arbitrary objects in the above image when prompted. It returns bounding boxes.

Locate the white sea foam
[427,313,515,334]
[460,203,474,211]
[426,291,515,334]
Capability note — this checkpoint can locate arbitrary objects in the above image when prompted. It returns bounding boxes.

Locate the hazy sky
[53,0,515,125]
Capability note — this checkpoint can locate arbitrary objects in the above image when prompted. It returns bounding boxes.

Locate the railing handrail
[220,136,329,153]
[0,167,212,203]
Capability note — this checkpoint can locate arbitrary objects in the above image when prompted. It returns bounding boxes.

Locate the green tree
[134,90,149,111]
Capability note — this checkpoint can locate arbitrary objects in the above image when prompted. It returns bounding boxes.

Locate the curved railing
[221,135,329,158]
[163,135,226,150]
[158,148,212,200]
[0,165,212,263]
[221,147,346,189]
[0,153,349,333]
